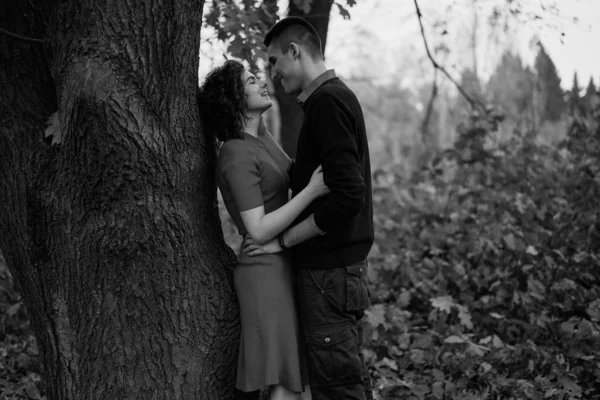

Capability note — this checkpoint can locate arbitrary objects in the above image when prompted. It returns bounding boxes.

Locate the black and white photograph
[1,0,599,399]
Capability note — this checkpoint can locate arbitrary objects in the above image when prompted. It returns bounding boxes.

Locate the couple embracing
[198,17,374,400]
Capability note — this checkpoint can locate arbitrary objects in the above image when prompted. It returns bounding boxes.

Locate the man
[244,17,374,400]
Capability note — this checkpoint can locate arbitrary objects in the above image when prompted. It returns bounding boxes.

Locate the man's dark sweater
[290,72,374,270]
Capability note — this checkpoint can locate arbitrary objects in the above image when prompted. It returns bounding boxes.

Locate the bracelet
[278,233,288,250]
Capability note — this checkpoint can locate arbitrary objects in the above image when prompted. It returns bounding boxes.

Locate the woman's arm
[240,166,328,245]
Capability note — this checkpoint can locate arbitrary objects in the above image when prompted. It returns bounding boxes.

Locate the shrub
[365,108,600,399]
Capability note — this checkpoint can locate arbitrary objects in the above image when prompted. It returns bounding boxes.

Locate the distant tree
[487,50,535,130]
[569,71,581,111]
[579,77,598,118]
[533,42,565,122]
[572,72,581,96]
[584,77,597,104]
[459,68,484,104]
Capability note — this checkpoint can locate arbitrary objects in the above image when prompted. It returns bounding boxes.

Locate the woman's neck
[243,114,261,137]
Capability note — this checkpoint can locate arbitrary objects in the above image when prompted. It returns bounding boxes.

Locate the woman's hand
[306,165,330,199]
[242,236,282,256]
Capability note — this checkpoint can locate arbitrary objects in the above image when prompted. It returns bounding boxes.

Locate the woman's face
[242,70,272,114]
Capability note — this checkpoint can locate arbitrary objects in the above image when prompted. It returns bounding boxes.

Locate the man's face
[267,42,302,94]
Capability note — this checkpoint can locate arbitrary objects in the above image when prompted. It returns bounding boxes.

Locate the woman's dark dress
[216,129,306,392]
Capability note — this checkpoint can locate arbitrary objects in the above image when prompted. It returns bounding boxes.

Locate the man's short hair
[264,17,323,60]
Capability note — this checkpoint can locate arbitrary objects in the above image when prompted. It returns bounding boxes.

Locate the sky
[324,0,600,89]
[200,0,600,91]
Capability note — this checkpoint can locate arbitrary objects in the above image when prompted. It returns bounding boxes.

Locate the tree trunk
[276,0,335,158]
[0,0,239,399]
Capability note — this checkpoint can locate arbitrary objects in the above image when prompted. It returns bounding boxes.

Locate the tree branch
[0,26,44,44]
[421,67,438,144]
[413,0,479,109]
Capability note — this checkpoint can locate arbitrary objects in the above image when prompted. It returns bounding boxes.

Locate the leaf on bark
[25,381,42,399]
[44,112,62,145]
[336,3,351,20]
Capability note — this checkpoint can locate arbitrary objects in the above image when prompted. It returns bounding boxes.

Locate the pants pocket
[305,325,363,387]
[345,262,370,312]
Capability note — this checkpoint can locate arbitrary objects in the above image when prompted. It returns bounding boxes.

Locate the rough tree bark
[0,0,239,398]
[275,0,335,158]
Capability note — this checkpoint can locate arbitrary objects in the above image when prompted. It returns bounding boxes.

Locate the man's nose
[270,68,279,81]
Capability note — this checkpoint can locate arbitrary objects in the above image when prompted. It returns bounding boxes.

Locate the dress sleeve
[219,140,264,211]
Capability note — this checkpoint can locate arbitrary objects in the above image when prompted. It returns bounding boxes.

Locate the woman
[197,60,327,400]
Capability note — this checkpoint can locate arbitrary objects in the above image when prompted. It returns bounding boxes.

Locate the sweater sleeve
[311,94,366,232]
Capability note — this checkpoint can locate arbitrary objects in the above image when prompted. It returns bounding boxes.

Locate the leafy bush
[365,109,600,399]
[0,253,45,400]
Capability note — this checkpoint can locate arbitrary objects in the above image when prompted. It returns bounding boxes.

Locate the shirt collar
[296,69,337,107]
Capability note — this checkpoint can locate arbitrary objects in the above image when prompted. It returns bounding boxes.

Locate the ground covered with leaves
[1,113,599,399]
[0,255,44,400]
[364,113,600,399]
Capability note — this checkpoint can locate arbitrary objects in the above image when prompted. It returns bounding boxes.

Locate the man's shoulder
[312,78,357,103]
[314,77,348,94]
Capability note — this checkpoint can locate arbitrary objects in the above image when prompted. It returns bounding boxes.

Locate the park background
[1,0,599,399]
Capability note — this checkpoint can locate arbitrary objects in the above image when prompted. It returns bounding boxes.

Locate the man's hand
[242,236,282,256]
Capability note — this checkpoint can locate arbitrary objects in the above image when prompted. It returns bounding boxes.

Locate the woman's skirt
[234,251,307,392]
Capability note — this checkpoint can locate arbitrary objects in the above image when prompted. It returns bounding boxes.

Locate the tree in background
[356,80,422,169]
[584,77,597,99]
[459,68,484,105]
[0,0,240,398]
[568,71,582,112]
[487,50,535,132]
[533,42,565,122]
[584,77,597,114]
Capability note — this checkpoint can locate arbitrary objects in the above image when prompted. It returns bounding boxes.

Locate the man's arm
[280,213,324,248]
[310,93,366,233]
[242,213,323,257]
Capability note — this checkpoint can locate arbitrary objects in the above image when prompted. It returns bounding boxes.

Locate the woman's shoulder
[219,137,252,155]
[217,138,257,168]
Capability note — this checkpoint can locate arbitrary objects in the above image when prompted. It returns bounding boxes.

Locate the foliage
[534,42,565,122]
[347,79,422,169]
[487,51,535,132]
[585,78,596,100]
[568,72,582,112]
[0,254,45,400]
[202,0,357,69]
[459,68,484,105]
[365,104,600,399]
[203,0,279,69]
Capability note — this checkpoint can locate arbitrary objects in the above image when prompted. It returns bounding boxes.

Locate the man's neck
[301,62,328,91]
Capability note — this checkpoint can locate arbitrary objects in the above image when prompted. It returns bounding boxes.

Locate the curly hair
[197,60,249,141]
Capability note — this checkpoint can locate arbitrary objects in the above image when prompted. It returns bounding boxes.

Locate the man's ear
[289,43,300,59]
